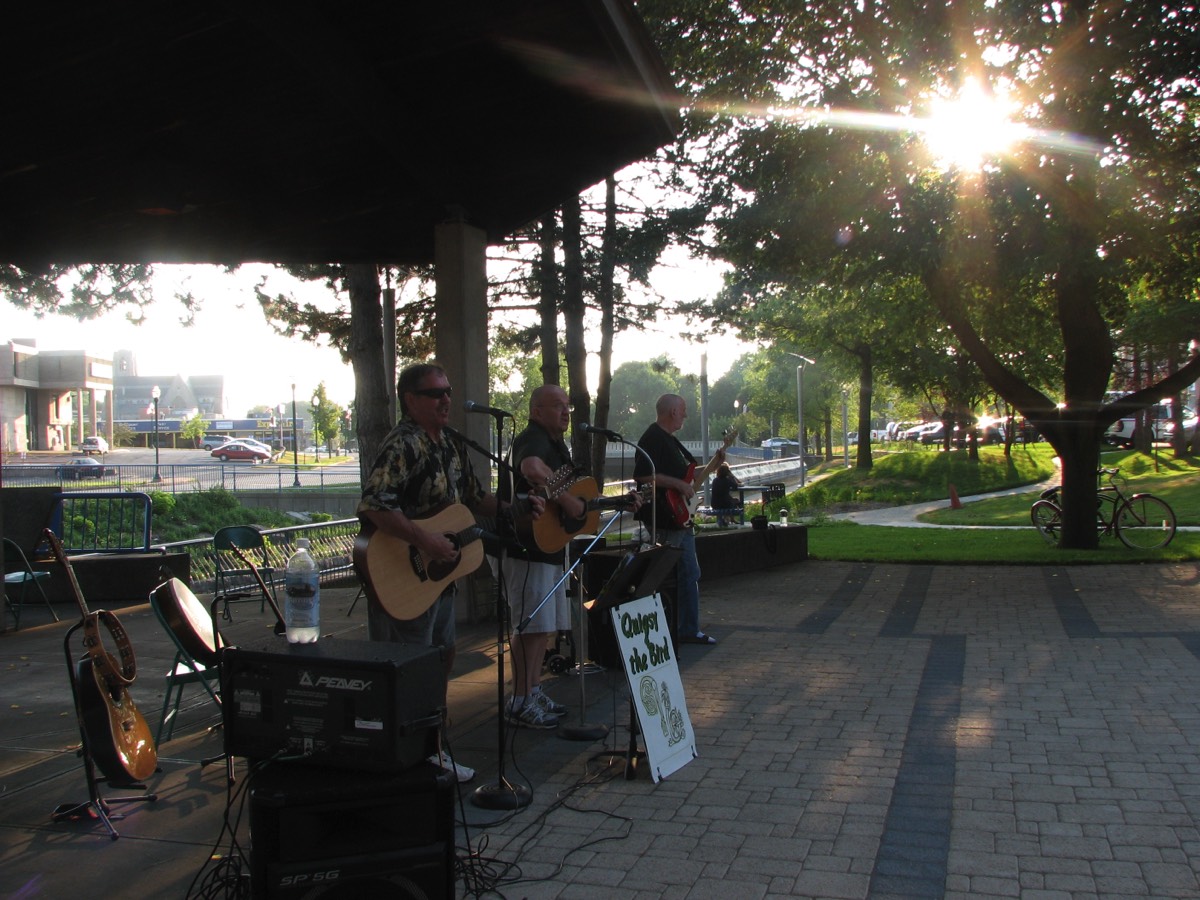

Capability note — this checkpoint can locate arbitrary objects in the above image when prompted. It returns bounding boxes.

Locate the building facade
[0,340,228,454]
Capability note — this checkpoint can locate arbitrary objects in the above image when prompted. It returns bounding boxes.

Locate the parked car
[1105,402,1197,447]
[200,435,232,450]
[80,435,108,455]
[919,423,947,445]
[761,437,801,450]
[56,457,111,480]
[235,437,275,455]
[211,441,271,463]
[901,422,939,442]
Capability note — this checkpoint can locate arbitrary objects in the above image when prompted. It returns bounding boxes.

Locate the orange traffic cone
[949,484,963,510]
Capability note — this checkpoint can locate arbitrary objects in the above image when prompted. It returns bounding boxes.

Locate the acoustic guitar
[664,429,738,526]
[44,530,158,786]
[523,478,649,553]
[353,503,489,621]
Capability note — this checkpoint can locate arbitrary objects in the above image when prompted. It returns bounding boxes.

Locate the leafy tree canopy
[639,0,1200,546]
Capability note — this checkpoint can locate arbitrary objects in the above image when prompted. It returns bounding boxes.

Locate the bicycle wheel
[1031,499,1062,545]
[1115,494,1176,550]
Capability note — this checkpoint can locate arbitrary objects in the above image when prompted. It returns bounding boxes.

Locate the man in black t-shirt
[496,385,587,728]
[634,394,721,646]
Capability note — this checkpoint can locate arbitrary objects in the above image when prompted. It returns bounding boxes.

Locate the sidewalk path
[833,479,1059,528]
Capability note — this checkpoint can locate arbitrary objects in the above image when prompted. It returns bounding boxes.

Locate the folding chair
[212,525,276,621]
[149,577,223,746]
[4,538,58,630]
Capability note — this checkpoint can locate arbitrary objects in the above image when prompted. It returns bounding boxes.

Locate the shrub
[148,490,176,518]
[152,488,295,543]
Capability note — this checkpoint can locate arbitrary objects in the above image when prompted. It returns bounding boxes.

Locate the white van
[1105,401,1197,447]
[80,435,108,455]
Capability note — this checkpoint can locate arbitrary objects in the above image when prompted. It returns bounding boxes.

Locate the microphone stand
[451,421,533,811]
[512,504,626,742]
[559,435,657,741]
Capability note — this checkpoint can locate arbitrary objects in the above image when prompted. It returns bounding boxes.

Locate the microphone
[576,421,623,441]
[463,400,513,418]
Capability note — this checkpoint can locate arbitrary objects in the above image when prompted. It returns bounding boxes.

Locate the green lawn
[795,447,1200,564]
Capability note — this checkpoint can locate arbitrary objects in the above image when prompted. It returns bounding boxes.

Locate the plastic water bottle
[284,538,320,643]
[779,507,788,526]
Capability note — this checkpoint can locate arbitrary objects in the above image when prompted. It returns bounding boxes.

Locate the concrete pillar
[435,220,495,627]
[434,220,490,458]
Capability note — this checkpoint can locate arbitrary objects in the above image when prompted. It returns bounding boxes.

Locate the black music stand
[586,545,680,779]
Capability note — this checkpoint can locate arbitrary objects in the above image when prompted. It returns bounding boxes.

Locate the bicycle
[1030,466,1176,550]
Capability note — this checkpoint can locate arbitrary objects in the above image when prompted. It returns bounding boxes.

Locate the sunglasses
[411,386,453,399]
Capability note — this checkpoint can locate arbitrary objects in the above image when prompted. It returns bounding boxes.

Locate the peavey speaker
[221,637,443,772]
[250,761,454,899]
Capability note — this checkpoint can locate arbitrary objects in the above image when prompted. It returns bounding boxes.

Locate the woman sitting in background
[710,462,742,527]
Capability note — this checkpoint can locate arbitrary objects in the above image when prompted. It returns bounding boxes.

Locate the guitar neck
[43,528,90,619]
[691,432,738,488]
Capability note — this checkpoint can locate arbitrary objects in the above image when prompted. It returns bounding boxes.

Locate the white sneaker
[507,699,559,730]
[428,752,475,783]
[532,691,567,716]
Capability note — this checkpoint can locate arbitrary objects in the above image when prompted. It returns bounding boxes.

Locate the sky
[4,254,755,417]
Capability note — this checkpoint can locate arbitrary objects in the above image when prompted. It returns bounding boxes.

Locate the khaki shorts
[494,556,569,634]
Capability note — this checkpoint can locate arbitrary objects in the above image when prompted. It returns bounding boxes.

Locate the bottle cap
[297,537,310,549]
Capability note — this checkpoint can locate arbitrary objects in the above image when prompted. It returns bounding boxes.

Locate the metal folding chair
[3,538,58,630]
[149,577,224,746]
[212,525,276,621]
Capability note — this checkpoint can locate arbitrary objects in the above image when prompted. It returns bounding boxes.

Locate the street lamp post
[311,395,320,462]
[291,383,300,487]
[150,385,162,483]
[786,353,816,487]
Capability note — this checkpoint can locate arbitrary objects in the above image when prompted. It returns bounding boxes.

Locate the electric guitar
[353,503,489,621]
[664,429,738,526]
[44,529,158,786]
[523,478,649,553]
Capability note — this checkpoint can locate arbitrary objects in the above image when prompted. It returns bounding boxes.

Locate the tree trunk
[591,175,618,485]
[347,264,388,485]
[856,344,874,469]
[561,196,591,469]
[1048,416,1103,549]
[537,212,559,386]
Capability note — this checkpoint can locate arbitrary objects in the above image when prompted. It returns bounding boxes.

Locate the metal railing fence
[162,518,362,596]
[2,463,358,495]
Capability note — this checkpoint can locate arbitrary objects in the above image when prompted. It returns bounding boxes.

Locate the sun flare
[920,79,1026,171]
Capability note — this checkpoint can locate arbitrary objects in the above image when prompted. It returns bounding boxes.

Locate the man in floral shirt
[358,362,541,781]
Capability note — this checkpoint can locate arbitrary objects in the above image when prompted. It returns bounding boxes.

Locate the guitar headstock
[541,463,581,500]
[722,428,739,449]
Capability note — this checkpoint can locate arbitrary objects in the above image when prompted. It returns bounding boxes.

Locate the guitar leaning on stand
[664,429,739,527]
[44,529,158,840]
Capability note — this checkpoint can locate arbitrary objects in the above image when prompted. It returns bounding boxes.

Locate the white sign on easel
[610,592,696,782]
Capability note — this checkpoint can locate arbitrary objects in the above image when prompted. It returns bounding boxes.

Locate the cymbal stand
[54,619,157,840]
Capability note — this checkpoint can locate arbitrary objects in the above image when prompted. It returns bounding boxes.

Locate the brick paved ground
[3,560,1200,898]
